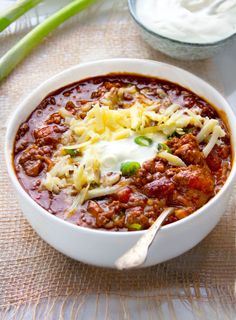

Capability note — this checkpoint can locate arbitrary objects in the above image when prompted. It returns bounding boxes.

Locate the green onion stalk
[0,0,43,32]
[0,0,97,81]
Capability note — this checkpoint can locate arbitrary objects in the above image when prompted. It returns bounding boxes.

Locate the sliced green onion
[0,0,97,81]
[184,127,193,134]
[168,131,181,139]
[0,0,43,32]
[120,161,141,176]
[157,143,171,153]
[168,128,193,139]
[64,148,79,157]
[127,223,142,230]
[134,136,153,147]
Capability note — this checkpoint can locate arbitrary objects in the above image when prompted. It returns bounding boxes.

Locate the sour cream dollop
[82,133,166,176]
[136,0,236,44]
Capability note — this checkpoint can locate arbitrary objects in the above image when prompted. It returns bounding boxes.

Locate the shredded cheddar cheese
[158,151,187,167]
[42,85,226,213]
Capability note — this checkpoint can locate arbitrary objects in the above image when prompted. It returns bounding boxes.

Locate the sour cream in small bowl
[128,0,236,60]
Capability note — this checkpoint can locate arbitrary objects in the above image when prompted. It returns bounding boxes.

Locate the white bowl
[5,59,236,268]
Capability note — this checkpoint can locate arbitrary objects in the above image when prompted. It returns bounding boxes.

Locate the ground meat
[164,214,179,225]
[65,101,77,114]
[16,123,29,140]
[125,206,149,229]
[143,177,175,198]
[15,140,29,153]
[19,145,53,176]
[87,200,102,216]
[201,104,217,118]
[63,90,72,97]
[143,158,167,174]
[87,199,122,229]
[126,192,147,207]
[170,188,211,209]
[34,125,65,147]
[130,136,215,226]
[19,146,43,176]
[116,187,132,203]
[206,148,222,171]
[91,86,106,99]
[46,113,64,125]
[104,81,121,90]
[23,159,43,177]
[77,209,96,228]
[138,163,214,211]
[173,165,214,194]
[13,74,232,231]
[206,144,230,172]
[132,158,167,187]
[184,95,196,108]
[39,96,56,110]
[217,145,230,159]
[167,134,204,165]
[170,165,214,208]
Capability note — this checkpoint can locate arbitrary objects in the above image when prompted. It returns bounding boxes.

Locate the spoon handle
[115,207,174,270]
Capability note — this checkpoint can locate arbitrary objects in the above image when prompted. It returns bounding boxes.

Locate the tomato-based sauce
[13,74,232,231]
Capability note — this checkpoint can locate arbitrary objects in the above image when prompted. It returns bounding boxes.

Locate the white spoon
[115,207,174,270]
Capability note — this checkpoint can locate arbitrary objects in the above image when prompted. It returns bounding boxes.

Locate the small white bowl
[128,0,236,60]
[5,59,236,268]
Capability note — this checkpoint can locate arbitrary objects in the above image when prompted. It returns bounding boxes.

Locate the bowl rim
[5,58,236,237]
[128,0,236,47]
